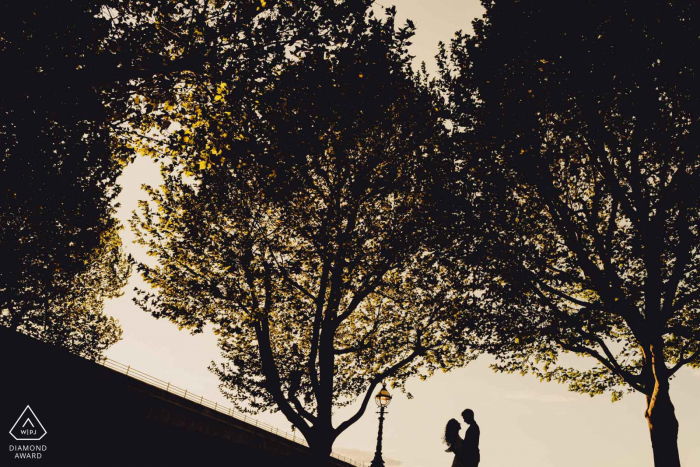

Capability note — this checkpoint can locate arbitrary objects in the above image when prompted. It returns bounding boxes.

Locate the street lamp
[370,383,392,467]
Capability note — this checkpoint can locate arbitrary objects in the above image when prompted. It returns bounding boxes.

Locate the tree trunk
[645,378,681,467]
[307,431,335,467]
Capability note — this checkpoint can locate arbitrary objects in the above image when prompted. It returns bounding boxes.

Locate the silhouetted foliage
[132,6,477,463]
[1,0,357,360]
[0,0,131,357]
[440,1,700,465]
[109,0,382,159]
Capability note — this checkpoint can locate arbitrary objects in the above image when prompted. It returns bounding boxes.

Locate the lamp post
[370,383,392,467]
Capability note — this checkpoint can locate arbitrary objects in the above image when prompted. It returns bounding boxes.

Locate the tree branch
[334,342,426,437]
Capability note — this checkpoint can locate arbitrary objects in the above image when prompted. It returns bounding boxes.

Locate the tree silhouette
[441,1,700,464]
[0,1,131,357]
[133,8,475,464]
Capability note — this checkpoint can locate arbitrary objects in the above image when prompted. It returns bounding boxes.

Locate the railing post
[166,382,170,392]
[214,402,217,410]
[184,389,187,399]
[125,365,130,376]
[200,395,203,404]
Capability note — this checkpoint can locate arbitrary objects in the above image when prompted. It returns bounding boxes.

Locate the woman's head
[443,418,461,447]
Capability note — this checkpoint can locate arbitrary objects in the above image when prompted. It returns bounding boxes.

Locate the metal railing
[98,357,366,467]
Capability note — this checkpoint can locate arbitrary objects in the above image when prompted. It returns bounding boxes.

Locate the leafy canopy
[0,0,132,357]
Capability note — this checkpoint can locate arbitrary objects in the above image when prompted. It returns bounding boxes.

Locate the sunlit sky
[104,1,700,466]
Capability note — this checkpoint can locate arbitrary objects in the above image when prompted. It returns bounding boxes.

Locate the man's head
[461,409,475,424]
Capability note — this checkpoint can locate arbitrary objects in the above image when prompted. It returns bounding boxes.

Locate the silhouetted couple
[443,409,480,467]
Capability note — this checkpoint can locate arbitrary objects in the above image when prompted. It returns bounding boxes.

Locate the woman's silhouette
[443,418,465,467]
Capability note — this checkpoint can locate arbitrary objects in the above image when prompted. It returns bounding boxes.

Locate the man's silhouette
[460,409,480,467]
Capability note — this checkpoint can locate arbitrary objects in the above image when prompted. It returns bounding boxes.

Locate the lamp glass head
[375,384,392,408]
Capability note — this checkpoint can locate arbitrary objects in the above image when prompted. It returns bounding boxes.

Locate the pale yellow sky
[104,2,700,466]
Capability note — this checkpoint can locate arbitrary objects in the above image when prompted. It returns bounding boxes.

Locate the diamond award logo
[9,406,47,441]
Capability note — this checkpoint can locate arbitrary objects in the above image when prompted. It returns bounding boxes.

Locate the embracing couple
[443,409,480,467]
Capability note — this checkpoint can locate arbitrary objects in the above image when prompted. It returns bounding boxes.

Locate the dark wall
[0,328,354,467]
